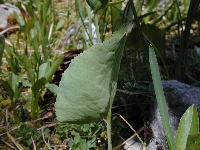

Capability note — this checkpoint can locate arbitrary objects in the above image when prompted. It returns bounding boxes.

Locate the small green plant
[68,124,98,149]
[15,124,50,146]
[149,46,200,150]
[174,0,200,81]
[2,0,64,120]
[1,73,22,123]
[55,122,106,149]
[15,124,41,146]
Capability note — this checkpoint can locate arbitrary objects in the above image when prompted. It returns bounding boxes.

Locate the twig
[31,136,36,150]
[6,109,24,150]
[113,126,145,150]
[0,26,20,35]
[117,89,134,95]
[5,39,12,46]
[38,123,57,130]
[42,127,52,150]
[185,73,199,83]
[7,132,24,150]
[0,126,20,136]
[1,139,16,149]
[113,113,147,149]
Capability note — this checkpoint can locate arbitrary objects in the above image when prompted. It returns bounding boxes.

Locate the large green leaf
[55,23,133,123]
[176,105,199,150]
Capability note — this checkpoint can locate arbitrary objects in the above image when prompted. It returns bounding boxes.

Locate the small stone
[122,137,143,150]
[0,3,21,30]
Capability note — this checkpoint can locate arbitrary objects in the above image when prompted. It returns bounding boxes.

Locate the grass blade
[0,35,5,65]
[176,0,200,81]
[149,46,176,150]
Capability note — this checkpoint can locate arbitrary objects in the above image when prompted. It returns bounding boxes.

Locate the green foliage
[4,44,21,74]
[75,0,101,48]
[149,46,176,150]
[20,55,35,84]
[55,122,106,149]
[186,134,200,149]
[2,0,64,119]
[175,0,200,81]
[138,24,165,55]
[1,73,22,123]
[176,105,199,150]
[68,128,97,149]
[0,35,5,65]
[0,0,200,149]
[86,0,109,13]
[43,56,65,82]
[15,124,41,146]
[30,56,64,118]
[149,48,200,150]
[55,23,133,123]
[127,24,165,67]
[15,124,50,146]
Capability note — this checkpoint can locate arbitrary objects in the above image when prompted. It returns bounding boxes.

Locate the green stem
[31,94,39,119]
[13,109,20,123]
[107,104,112,150]
[107,82,117,150]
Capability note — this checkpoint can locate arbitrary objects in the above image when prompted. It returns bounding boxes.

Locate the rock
[148,80,200,150]
[122,138,143,150]
[0,3,21,33]
[59,19,98,49]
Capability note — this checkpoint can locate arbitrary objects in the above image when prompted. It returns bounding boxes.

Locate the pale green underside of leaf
[55,23,133,123]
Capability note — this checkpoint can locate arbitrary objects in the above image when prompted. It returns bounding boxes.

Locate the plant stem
[107,104,112,150]
[31,96,39,119]
[107,82,117,150]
